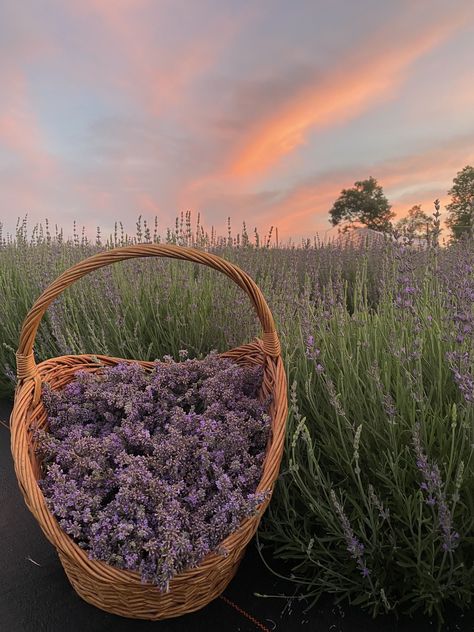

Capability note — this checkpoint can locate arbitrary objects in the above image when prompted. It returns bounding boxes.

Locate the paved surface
[1,398,472,632]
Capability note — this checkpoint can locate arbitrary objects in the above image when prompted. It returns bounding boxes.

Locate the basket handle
[16,244,281,406]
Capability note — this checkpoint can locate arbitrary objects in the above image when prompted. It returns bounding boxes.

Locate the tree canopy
[446,165,474,240]
[394,204,434,239]
[329,177,394,233]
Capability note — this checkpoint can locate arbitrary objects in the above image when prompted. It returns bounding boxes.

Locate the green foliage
[0,213,473,623]
[395,204,434,240]
[446,165,474,241]
[258,239,474,623]
[329,177,395,233]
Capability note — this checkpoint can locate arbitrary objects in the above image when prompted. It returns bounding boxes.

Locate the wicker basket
[10,244,288,620]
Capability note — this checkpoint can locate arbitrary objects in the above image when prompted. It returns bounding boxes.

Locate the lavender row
[2,212,473,620]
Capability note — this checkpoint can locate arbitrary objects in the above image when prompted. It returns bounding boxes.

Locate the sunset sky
[1,0,473,242]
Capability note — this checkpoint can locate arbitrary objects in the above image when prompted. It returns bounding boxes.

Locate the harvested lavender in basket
[34,351,271,591]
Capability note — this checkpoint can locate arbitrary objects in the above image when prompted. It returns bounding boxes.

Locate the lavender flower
[324,376,346,418]
[330,489,370,578]
[304,334,326,373]
[446,351,474,404]
[412,423,460,552]
[368,484,390,521]
[35,353,271,590]
[368,362,397,422]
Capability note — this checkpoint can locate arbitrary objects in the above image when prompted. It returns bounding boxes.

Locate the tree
[329,177,394,233]
[395,204,434,239]
[446,165,474,240]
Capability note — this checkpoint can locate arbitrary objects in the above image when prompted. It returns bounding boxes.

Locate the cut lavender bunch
[35,352,271,591]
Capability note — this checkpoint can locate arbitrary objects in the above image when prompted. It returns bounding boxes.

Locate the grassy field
[1,215,473,623]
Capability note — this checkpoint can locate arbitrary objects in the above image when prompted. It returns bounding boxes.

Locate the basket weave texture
[10,244,288,620]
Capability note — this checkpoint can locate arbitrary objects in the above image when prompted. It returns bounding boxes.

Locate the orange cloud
[184,132,473,241]
[225,11,470,178]
[266,135,474,238]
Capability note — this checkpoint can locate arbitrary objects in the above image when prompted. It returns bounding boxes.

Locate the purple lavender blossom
[305,334,324,372]
[368,362,397,422]
[441,245,474,403]
[412,423,460,552]
[330,489,370,579]
[35,353,271,590]
[446,351,474,404]
[368,484,390,521]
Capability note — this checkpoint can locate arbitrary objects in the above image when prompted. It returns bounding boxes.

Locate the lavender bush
[259,235,474,622]
[1,211,473,621]
[33,353,271,590]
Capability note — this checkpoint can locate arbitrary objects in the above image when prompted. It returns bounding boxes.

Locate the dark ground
[1,399,472,632]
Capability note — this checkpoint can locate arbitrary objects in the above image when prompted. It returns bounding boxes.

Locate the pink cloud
[0,71,54,176]
[69,0,248,117]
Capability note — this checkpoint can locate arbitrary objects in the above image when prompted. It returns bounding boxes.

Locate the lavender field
[1,215,473,623]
